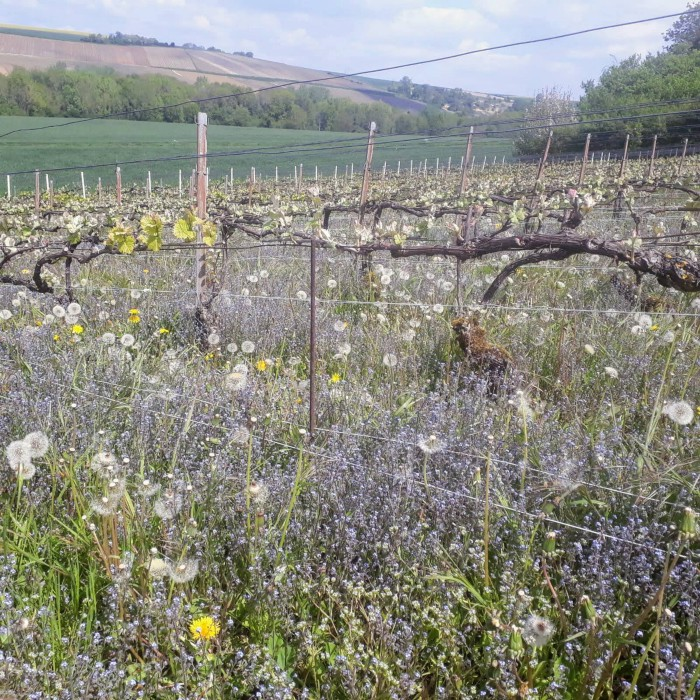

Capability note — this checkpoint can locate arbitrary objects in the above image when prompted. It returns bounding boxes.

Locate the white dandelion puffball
[432,304,444,314]
[522,614,554,647]
[604,366,619,379]
[296,290,308,301]
[169,557,199,583]
[327,279,337,289]
[207,332,221,347]
[418,434,445,455]
[16,461,36,480]
[662,401,694,426]
[225,366,248,392]
[0,309,12,321]
[42,314,55,325]
[148,558,171,579]
[52,305,66,318]
[120,334,135,348]
[583,344,596,355]
[338,343,351,356]
[101,332,116,345]
[6,440,34,471]
[241,340,255,354]
[231,426,251,444]
[66,302,82,316]
[382,353,398,368]
[23,431,49,458]
[634,313,652,329]
[333,320,347,332]
[226,342,238,354]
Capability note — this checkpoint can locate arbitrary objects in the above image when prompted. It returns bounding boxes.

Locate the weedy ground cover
[0,158,698,699]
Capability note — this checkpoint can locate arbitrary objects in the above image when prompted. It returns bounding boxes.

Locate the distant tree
[514,86,578,155]
[664,2,700,53]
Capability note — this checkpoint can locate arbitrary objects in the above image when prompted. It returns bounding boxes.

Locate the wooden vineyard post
[678,138,689,176]
[534,130,553,186]
[459,126,474,196]
[195,112,208,321]
[618,134,630,179]
[178,169,182,197]
[147,171,152,199]
[6,175,10,200]
[613,134,630,219]
[456,126,475,313]
[116,167,122,206]
[49,180,54,209]
[359,121,376,223]
[647,134,657,179]
[309,235,317,438]
[298,163,303,192]
[578,133,591,187]
[97,178,102,202]
[80,172,86,198]
[34,171,40,213]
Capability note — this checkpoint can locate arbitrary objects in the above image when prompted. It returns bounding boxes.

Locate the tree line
[515,4,700,155]
[0,64,495,134]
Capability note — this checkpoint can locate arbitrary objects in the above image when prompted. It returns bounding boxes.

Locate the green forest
[0,65,480,135]
[514,5,700,154]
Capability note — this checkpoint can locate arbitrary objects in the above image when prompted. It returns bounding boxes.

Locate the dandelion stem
[483,453,491,589]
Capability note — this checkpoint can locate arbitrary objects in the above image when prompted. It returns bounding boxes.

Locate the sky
[0,0,689,97]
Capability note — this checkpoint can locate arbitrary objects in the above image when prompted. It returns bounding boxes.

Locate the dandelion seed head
[22,431,49,458]
[169,557,199,583]
[522,615,554,647]
[418,435,445,455]
[662,401,694,426]
[383,353,398,368]
[241,340,255,354]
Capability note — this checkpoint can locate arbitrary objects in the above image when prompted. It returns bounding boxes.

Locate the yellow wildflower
[158,327,170,335]
[330,373,341,383]
[189,616,220,641]
[71,324,84,334]
[255,359,267,372]
[53,334,60,342]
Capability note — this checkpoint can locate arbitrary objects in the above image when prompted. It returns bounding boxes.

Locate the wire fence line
[11,280,699,318]
[38,376,690,558]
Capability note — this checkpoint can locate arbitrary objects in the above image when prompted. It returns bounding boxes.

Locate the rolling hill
[0,24,516,115]
[0,26,428,112]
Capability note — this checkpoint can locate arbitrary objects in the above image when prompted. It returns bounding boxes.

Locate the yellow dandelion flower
[71,324,84,334]
[189,616,220,641]
[158,327,170,335]
[330,373,341,383]
[53,334,60,342]
[650,325,659,331]
[129,308,139,314]
[255,359,267,372]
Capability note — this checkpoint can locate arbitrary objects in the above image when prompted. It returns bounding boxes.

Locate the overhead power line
[0,9,697,140]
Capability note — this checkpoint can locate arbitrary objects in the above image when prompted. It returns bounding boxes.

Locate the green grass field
[0,24,89,42]
[0,116,513,192]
